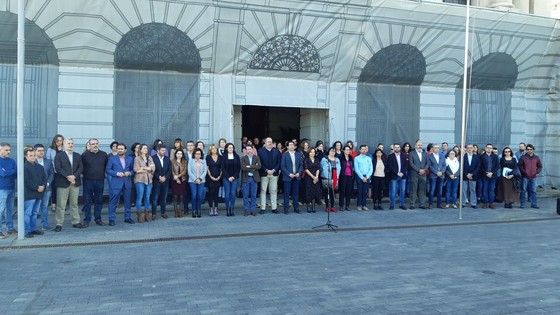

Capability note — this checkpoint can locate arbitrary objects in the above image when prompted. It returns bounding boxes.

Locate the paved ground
[1,196,560,314]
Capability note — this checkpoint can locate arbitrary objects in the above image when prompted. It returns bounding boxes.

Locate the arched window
[114,23,201,146]
[0,11,59,145]
[249,35,320,73]
[357,44,426,147]
[455,52,518,148]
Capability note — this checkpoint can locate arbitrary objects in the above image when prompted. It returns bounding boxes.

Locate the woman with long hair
[303,148,322,212]
[188,148,207,218]
[371,148,387,210]
[171,149,187,218]
[498,146,520,208]
[338,145,354,211]
[320,147,341,212]
[445,150,460,208]
[170,138,185,161]
[206,144,223,216]
[402,142,411,198]
[221,143,241,216]
[133,144,155,222]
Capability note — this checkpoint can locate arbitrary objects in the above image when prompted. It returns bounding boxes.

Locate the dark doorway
[241,105,300,144]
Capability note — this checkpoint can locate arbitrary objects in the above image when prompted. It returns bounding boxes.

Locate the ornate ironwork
[359,44,426,85]
[115,23,201,73]
[249,35,321,73]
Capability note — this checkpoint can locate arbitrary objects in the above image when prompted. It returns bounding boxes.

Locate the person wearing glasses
[498,147,520,209]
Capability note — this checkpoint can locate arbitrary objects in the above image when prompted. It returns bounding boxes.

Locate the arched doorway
[455,52,518,149]
[114,23,201,147]
[357,44,426,148]
[0,11,59,146]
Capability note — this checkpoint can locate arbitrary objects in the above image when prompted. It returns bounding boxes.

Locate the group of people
[0,134,542,239]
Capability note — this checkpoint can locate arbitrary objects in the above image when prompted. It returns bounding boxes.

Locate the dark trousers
[152,183,169,215]
[372,176,385,204]
[283,179,300,210]
[338,175,353,207]
[207,186,220,207]
[83,179,105,222]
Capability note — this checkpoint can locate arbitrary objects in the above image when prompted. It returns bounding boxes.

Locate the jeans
[135,182,152,212]
[223,178,239,208]
[480,176,497,204]
[445,178,459,204]
[0,190,15,230]
[389,178,406,207]
[83,179,105,222]
[243,177,258,212]
[520,177,538,206]
[24,199,41,233]
[189,183,205,211]
[39,189,52,228]
[108,185,132,221]
[428,177,444,206]
[356,179,369,207]
[283,179,300,210]
[151,183,169,215]
[462,180,477,206]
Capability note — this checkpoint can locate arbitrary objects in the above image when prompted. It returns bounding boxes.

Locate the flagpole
[458,0,471,221]
[16,0,26,240]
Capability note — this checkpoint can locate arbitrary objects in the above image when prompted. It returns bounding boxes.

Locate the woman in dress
[171,149,187,218]
[221,143,241,216]
[188,148,207,218]
[338,145,354,211]
[320,147,341,212]
[371,148,387,210]
[206,144,223,216]
[445,150,460,208]
[304,148,322,213]
[498,147,520,208]
[133,144,155,222]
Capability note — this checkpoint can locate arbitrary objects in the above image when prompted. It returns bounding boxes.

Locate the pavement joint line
[1,216,559,251]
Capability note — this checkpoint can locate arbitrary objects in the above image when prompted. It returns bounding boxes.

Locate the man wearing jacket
[23,148,47,238]
[106,143,135,225]
[258,137,281,214]
[518,144,542,209]
[387,143,407,210]
[0,143,18,237]
[479,143,500,209]
[462,144,480,208]
[34,144,55,231]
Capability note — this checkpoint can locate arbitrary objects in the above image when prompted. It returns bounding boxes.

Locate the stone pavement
[1,196,560,314]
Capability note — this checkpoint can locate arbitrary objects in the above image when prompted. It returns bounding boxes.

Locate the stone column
[512,0,529,13]
[487,0,516,10]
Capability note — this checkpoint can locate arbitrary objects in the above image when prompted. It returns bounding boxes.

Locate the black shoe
[31,230,44,235]
[419,206,426,210]
[284,209,289,214]
[83,221,90,228]
[399,206,407,210]
[294,209,301,214]
[24,233,34,238]
[72,223,85,228]
[272,210,279,214]
[531,205,540,209]
[409,206,415,210]
[54,225,62,232]
[95,220,106,226]
[471,205,477,209]
[161,213,168,219]
[378,205,384,210]
[197,212,201,218]
[108,221,116,226]
[124,218,135,224]
[260,210,265,215]
[389,206,394,210]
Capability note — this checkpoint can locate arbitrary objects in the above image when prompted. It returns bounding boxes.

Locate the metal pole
[458,0,471,221]
[16,0,26,240]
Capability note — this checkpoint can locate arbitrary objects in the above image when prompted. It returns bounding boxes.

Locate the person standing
[428,144,446,209]
[171,149,187,218]
[23,148,47,238]
[46,134,64,211]
[320,147,340,212]
[106,143,135,225]
[151,145,172,220]
[515,142,526,161]
[134,144,155,223]
[371,148,387,210]
[518,144,542,209]
[480,143,500,209]
[258,137,281,214]
[462,144,480,208]
[81,138,108,226]
[304,148,322,212]
[338,145,354,211]
[0,143,17,237]
[241,144,261,216]
[281,141,303,214]
[183,140,195,215]
[354,145,373,211]
[188,148,207,218]
[205,145,222,216]
[54,138,85,231]
[445,150,460,208]
[498,147,520,208]
[34,144,55,230]
[387,143,407,210]
[221,143,241,216]
[409,140,429,209]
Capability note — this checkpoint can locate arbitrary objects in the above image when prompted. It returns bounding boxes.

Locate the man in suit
[479,143,500,209]
[462,144,480,208]
[81,138,108,226]
[387,143,407,210]
[105,143,135,225]
[258,137,281,214]
[281,141,303,214]
[151,144,172,220]
[241,144,261,216]
[409,139,429,209]
[428,144,446,209]
[34,144,55,231]
[54,138,85,231]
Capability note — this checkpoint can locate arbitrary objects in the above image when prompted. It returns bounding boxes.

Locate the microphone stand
[313,159,338,232]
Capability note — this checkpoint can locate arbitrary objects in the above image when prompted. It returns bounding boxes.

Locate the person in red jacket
[518,144,542,209]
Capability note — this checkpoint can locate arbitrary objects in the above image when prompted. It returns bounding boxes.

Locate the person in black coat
[23,148,47,237]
